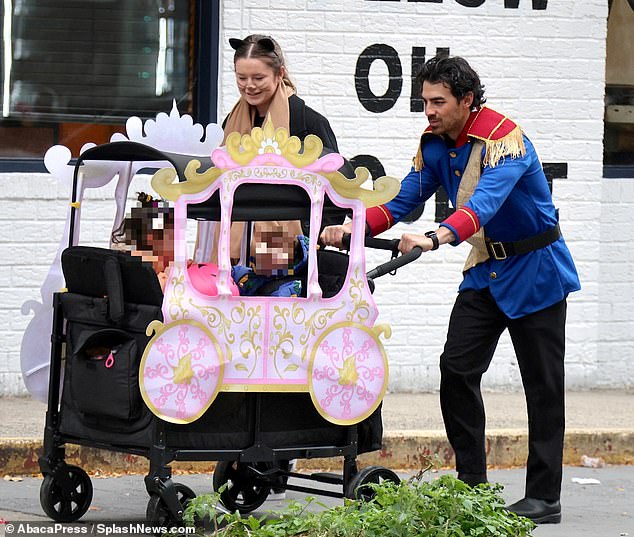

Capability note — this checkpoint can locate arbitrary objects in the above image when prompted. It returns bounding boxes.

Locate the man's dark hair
[416,55,486,109]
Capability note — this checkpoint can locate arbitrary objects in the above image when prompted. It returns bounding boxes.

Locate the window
[604,0,634,176]
[0,0,215,165]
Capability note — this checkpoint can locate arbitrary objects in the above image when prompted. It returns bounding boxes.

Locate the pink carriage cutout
[139,117,400,425]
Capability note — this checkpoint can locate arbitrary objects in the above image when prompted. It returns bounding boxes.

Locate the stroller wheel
[345,466,400,502]
[213,461,272,514]
[39,464,93,522]
[146,482,196,527]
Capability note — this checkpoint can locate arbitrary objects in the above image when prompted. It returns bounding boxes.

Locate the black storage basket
[57,247,162,443]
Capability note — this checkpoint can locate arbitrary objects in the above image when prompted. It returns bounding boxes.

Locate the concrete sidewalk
[1,390,633,475]
[3,467,634,537]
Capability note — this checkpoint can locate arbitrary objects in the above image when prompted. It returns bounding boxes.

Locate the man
[321,55,580,524]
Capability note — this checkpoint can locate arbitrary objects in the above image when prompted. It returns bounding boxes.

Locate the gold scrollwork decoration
[225,116,323,168]
[323,166,401,208]
[191,302,263,377]
[152,162,223,202]
[145,319,165,338]
[372,323,392,340]
[269,305,297,379]
[230,302,248,324]
[238,305,263,377]
[168,273,189,320]
[346,267,371,323]
[191,302,236,345]
[293,302,345,348]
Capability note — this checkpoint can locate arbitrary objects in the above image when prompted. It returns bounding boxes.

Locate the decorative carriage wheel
[140,319,224,424]
[308,322,389,425]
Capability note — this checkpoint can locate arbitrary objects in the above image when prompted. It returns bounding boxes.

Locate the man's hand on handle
[320,223,353,249]
[398,233,435,254]
[399,227,455,254]
[321,223,455,255]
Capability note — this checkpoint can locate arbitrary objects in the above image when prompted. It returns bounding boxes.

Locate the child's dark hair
[416,55,486,109]
[111,192,173,251]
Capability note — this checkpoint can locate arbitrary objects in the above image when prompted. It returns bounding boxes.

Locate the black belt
[485,224,561,260]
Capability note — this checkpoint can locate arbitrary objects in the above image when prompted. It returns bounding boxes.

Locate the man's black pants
[440,288,567,501]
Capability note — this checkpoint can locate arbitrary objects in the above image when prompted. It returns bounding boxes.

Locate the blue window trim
[0,158,48,173]
[603,165,634,179]
[0,0,220,173]
[195,0,220,125]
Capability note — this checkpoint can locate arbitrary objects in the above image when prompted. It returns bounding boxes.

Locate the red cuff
[442,207,480,242]
[366,205,394,236]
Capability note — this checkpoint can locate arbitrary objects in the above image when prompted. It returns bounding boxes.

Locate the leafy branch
[180,467,535,537]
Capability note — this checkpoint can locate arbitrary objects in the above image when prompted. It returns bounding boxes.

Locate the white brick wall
[3,0,632,396]
[595,179,634,387]
[2,175,63,395]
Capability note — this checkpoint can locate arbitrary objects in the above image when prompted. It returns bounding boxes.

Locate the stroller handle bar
[340,233,423,281]
[341,233,399,253]
[366,246,423,280]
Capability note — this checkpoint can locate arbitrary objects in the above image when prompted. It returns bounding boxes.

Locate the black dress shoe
[457,472,488,487]
[505,497,561,524]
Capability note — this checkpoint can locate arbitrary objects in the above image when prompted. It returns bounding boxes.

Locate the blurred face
[235,57,283,116]
[128,216,174,274]
[149,225,175,273]
[254,228,296,277]
[422,81,473,141]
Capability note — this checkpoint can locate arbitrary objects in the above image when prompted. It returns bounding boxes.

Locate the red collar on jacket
[423,107,519,148]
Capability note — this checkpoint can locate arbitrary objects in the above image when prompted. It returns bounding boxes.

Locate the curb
[2,430,633,476]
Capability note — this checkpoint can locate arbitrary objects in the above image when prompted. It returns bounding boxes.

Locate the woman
[224,34,339,151]
[208,35,347,265]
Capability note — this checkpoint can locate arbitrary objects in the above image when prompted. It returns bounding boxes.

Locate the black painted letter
[454,0,486,7]
[355,44,403,113]
[411,47,449,112]
[410,47,427,113]
[504,0,548,8]
[350,154,386,181]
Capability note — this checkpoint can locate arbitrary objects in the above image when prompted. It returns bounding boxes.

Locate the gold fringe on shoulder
[481,125,526,168]
[414,143,424,172]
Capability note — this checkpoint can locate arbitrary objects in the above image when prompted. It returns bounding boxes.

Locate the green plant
[182,470,535,536]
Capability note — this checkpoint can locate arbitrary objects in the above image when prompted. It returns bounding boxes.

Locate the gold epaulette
[468,107,526,168]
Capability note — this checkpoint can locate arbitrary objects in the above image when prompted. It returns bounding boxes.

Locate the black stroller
[38,135,422,526]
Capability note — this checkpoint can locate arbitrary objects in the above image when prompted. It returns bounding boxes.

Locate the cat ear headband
[229,36,276,53]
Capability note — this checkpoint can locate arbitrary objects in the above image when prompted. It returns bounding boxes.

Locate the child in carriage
[231,220,310,297]
[111,192,176,292]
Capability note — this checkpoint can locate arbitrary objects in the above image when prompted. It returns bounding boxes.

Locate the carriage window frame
[223,181,320,301]
[0,0,219,172]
